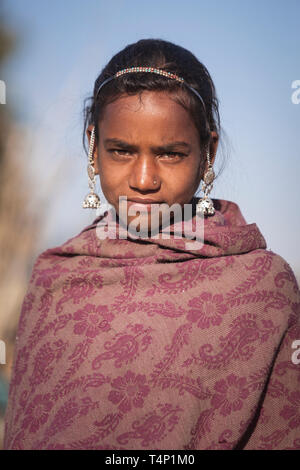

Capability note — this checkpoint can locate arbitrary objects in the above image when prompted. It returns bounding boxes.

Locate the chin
[122,213,162,236]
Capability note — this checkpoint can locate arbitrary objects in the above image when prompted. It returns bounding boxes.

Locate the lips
[126,198,163,213]
[127,198,163,204]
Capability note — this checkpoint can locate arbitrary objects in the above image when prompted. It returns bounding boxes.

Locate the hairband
[95,66,206,112]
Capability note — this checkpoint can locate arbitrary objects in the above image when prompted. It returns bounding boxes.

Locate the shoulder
[266,250,299,295]
[235,248,299,291]
[229,248,300,329]
[29,216,102,273]
[260,249,300,326]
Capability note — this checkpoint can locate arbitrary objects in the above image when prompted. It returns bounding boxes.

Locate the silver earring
[196,150,215,216]
[82,126,101,209]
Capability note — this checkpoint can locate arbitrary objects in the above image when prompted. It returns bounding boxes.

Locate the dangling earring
[82,126,101,209]
[196,149,215,216]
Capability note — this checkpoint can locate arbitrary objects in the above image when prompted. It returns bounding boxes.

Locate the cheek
[97,158,129,208]
[98,158,123,188]
[166,162,200,191]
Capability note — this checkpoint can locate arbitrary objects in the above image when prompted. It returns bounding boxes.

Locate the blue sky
[2,0,300,280]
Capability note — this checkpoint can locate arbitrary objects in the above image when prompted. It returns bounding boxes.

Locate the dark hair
[83,38,227,180]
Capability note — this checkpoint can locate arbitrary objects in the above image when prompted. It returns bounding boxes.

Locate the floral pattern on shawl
[3,198,300,450]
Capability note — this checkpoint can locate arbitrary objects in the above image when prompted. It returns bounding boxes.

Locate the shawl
[3,197,300,450]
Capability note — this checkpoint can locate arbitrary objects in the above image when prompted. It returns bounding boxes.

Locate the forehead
[98,91,199,143]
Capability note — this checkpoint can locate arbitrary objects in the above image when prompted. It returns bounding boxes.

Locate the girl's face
[88,90,218,235]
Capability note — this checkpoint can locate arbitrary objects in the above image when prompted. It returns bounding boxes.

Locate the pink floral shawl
[3,198,300,450]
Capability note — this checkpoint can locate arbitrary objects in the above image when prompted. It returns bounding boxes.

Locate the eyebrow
[103,138,191,153]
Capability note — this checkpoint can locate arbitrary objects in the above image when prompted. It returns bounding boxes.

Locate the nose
[128,155,160,192]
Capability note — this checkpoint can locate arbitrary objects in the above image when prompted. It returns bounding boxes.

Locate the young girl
[3,38,300,450]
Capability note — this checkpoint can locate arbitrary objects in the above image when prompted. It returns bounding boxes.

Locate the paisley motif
[3,197,300,449]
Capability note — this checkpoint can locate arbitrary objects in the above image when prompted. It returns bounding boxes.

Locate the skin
[86,90,218,235]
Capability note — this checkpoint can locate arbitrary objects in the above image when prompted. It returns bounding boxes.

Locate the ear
[86,125,99,175]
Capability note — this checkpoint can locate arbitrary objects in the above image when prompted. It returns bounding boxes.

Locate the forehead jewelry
[95,66,206,112]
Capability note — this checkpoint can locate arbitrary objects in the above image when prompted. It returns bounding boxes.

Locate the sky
[1,0,300,280]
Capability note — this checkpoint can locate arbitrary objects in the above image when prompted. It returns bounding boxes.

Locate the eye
[160,152,186,160]
[108,149,132,157]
